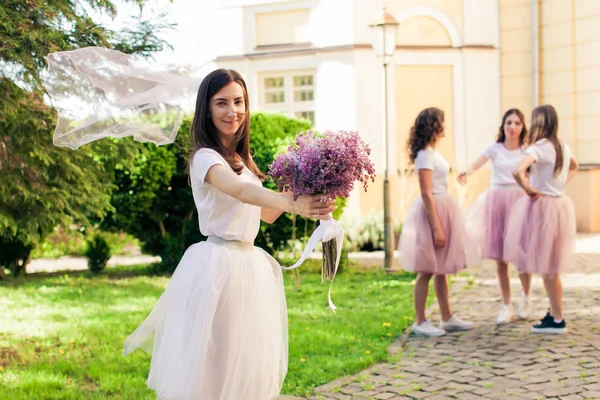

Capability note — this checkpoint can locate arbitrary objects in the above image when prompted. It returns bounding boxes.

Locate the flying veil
[43,46,215,149]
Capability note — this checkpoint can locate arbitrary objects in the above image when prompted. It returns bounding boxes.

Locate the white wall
[353,0,382,45]
[215,0,355,58]
[311,0,355,47]
[353,50,385,173]
[213,7,246,57]
[462,0,500,46]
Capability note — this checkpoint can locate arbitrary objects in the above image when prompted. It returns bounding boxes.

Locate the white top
[526,139,573,197]
[190,149,262,242]
[414,148,450,195]
[481,142,525,188]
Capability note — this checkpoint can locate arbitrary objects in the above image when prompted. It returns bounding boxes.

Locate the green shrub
[85,235,111,274]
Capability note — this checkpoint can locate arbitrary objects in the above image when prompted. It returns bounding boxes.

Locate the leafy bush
[85,235,111,274]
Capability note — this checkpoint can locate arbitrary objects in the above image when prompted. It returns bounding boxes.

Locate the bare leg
[543,275,563,320]
[414,273,433,324]
[434,274,452,322]
[497,260,511,304]
[519,272,532,295]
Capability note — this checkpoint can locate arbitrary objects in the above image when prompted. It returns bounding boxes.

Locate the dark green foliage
[85,234,111,274]
[0,80,138,275]
[0,0,172,275]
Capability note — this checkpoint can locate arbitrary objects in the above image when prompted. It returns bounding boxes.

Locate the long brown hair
[407,107,445,164]
[190,69,264,179]
[529,104,562,176]
[497,108,527,146]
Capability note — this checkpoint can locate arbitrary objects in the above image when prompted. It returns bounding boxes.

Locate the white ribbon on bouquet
[281,218,344,312]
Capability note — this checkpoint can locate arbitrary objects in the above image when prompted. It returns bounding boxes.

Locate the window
[294,111,314,123]
[293,75,314,101]
[260,71,315,125]
[264,77,285,103]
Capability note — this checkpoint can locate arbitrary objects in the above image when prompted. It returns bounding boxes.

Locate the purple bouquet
[269,130,376,283]
[269,130,376,199]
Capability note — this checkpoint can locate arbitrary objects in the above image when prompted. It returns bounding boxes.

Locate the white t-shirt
[190,149,262,242]
[526,139,573,197]
[481,142,525,188]
[414,148,449,195]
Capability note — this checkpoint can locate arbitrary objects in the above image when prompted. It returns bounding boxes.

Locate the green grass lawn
[0,262,417,399]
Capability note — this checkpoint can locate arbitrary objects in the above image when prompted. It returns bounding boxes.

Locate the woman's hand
[457,171,468,185]
[432,227,446,248]
[525,187,543,200]
[291,195,336,220]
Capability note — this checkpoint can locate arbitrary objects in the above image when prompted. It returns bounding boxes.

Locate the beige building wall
[540,0,600,163]
[396,17,453,46]
[539,0,600,231]
[499,0,533,116]
[540,0,576,151]
[387,0,464,36]
[500,0,600,161]
[567,169,600,232]
[499,0,600,232]
[573,2,600,164]
[394,65,455,170]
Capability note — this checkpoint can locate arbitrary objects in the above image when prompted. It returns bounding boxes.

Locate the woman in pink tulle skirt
[398,107,476,337]
[504,104,578,334]
[457,109,532,325]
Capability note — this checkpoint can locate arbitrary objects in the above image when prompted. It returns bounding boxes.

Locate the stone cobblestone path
[307,236,600,400]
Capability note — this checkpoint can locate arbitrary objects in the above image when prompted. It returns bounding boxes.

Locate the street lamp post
[370,7,399,271]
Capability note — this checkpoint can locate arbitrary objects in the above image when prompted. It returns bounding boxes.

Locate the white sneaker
[440,315,474,331]
[517,292,531,320]
[412,320,446,337]
[496,304,513,325]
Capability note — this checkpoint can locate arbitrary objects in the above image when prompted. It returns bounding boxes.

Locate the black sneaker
[531,315,567,334]
[539,311,553,323]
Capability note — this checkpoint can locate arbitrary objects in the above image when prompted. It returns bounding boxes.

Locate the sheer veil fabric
[44,46,215,149]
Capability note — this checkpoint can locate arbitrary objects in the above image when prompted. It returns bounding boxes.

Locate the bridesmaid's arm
[567,155,579,183]
[418,169,445,248]
[512,155,540,199]
[457,155,488,185]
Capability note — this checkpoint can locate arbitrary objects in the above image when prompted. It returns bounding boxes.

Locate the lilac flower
[269,130,376,199]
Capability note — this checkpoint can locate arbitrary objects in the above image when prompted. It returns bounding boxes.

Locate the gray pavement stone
[307,247,600,399]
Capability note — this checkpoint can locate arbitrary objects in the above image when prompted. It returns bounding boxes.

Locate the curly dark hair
[407,107,445,164]
[496,108,527,146]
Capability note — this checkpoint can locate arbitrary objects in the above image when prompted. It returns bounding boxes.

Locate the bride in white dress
[122,69,336,400]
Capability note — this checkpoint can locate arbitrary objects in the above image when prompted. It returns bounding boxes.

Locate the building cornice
[216,43,497,61]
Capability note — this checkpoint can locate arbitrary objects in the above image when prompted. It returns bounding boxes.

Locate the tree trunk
[11,249,31,277]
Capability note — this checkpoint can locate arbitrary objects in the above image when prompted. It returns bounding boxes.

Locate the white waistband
[207,236,254,248]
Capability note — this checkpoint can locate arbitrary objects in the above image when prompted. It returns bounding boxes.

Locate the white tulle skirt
[123,236,288,400]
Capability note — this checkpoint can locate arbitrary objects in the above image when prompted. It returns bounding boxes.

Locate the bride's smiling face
[209,82,246,145]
